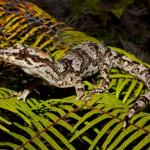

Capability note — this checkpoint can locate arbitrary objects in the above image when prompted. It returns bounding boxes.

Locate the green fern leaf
[108,126,138,150]
[133,133,150,150]
[102,123,123,149]
[0,142,18,149]
[30,120,63,150]
[89,119,120,150]
[122,80,138,103]
[71,109,101,133]
[118,129,147,150]
[14,122,49,150]
[70,114,111,142]
[8,132,36,150]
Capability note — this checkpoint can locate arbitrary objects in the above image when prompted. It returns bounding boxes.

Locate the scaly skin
[0,42,150,124]
[0,0,149,126]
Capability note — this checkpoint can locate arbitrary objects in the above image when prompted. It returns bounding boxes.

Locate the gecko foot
[123,110,134,129]
[122,105,137,128]
[75,93,91,103]
[123,96,149,128]
[90,87,108,94]
[123,116,130,129]
[17,89,32,102]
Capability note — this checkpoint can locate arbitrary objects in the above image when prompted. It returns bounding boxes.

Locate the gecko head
[9,44,52,61]
[0,43,53,68]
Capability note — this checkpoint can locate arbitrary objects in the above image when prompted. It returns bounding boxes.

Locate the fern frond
[0,91,149,149]
[0,66,149,150]
[0,1,149,149]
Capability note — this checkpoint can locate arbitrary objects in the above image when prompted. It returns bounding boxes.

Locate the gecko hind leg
[123,91,150,128]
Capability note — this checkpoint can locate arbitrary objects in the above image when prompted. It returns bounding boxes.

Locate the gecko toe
[17,92,26,103]
[75,94,91,102]
[90,88,108,93]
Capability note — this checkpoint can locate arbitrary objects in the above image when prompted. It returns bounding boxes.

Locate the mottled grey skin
[0,42,150,125]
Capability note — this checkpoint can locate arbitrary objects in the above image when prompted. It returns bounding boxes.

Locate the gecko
[0,42,150,123]
[0,0,150,124]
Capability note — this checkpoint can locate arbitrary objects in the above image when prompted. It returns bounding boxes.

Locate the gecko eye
[18,49,29,59]
[31,56,39,62]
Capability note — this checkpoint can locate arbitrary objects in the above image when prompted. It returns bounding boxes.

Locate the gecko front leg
[71,75,86,100]
[93,63,110,93]
[17,79,42,102]
[18,88,32,102]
